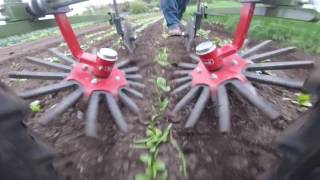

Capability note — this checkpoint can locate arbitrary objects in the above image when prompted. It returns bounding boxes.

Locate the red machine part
[54,13,127,97]
[193,3,255,90]
[191,55,251,95]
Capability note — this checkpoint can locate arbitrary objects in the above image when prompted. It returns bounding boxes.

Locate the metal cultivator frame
[171,2,315,132]
[8,1,144,137]
[108,0,136,54]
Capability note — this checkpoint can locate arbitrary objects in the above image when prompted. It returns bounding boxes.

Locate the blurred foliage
[129,0,149,14]
[80,5,111,16]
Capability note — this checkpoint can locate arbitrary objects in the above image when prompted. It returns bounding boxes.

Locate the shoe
[168,26,183,36]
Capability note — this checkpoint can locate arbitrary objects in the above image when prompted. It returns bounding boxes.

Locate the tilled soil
[0,19,317,180]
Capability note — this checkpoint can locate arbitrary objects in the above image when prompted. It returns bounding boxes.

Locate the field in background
[185,0,320,54]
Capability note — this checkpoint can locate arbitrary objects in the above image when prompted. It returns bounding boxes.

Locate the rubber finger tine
[185,86,210,128]
[122,87,144,99]
[241,40,272,58]
[40,88,84,124]
[116,59,131,68]
[104,93,128,132]
[172,86,201,114]
[49,48,76,64]
[246,60,314,71]
[85,91,100,137]
[173,70,191,76]
[18,81,76,98]
[178,62,197,69]
[244,72,304,90]
[26,56,72,71]
[126,74,143,81]
[121,67,139,74]
[242,38,250,49]
[230,81,280,119]
[172,76,192,85]
[119,90,140,115]
[8,71,68,80]
[248,47,296,63]
[171,82,192,96]
[127,80,146,89]
[189,53,200,62]
[216,85,231,133]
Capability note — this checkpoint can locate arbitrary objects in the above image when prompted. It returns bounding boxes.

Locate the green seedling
[283,93,312,107]
[156,77,171,93]
[134,124,172,180]
[155,48,169,67]
[197,29,211,39]
[30,100,42,113]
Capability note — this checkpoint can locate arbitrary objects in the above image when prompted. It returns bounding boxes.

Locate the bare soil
[0,20,318,180]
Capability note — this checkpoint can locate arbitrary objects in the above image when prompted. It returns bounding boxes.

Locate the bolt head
[211,73,218,80]
[91,78,98,84]
[232,59,238,65]
[82,64,89,70]
[115,76,121,81]
[196,67,202,73]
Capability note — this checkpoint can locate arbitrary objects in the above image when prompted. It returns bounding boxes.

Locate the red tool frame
[54,13,128,97]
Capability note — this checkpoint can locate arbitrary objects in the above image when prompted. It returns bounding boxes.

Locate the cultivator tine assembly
[85,92,101,137]
[119,90,141,115]
[229,80,280,119]
[18,81,76,98]
[216,85,231,132]
[171,86,202,114]
[40,87,84,124]
[171,82,192,96]
[247,47,297,63]
[8,71,68,80]
[26,57,72,71]
[7,1,144,137]
[104,92,128,132]
[189,54,200,62]
[122,87,144,99]
[172,76,192,85]
[49,48,76,64]
[173,70,192,77]
[185,86,210,128]
[240,40,272,58]
[170,2,315,132]
[246,61,314,71]
[244,72,305,89]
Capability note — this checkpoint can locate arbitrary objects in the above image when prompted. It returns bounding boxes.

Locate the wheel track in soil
[0,17,315,180]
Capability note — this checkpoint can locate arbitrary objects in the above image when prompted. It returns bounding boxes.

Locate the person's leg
[177,0,190,20]
[160,0,180,28]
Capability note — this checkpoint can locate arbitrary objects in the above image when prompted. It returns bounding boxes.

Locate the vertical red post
[232,3,255,50]
[54,13,83,60]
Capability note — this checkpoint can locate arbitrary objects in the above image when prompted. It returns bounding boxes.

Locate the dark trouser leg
[160,0,180,28]
[177,0,190,20]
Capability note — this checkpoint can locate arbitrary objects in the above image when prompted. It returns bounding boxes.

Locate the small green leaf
[296,93,312,107]
[29,100,41,113]
[139,154,152,165]
[156,77,171,92]
[135,173,149,180]
[155,159,166,171]
[160,98,169,112]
